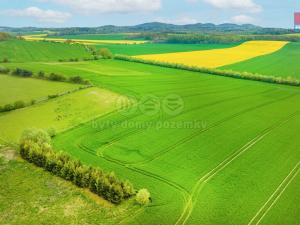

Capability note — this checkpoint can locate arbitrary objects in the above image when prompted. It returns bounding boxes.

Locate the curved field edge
[93,43,240,56]
[0,87,130,143]
[135,41,288,68]
[221,42,300,79]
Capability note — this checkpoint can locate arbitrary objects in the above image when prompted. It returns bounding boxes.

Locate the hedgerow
[0,66,91,85]
[19,128,136,204]
[0,85,92,113]
[115,55,300,87]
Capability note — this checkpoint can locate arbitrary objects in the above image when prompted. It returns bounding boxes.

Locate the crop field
[3,58,299,224]
[0,74,81,105]
[221,42,300,79]
[23,36,148,45]
[49,33,143,40]
[0,40,91,62]
[94,43,239,55]
[135,41,288,68]
[1,35,300,225]
[0,87,129,143]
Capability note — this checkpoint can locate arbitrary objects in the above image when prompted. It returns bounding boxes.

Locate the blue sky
[0,0,299,28]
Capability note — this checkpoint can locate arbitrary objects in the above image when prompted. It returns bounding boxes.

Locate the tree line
[115,55,300,87]
[0,66,91,85]
[19,128,138,204]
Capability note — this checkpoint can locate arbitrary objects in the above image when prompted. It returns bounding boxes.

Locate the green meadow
[0,74,80,105]
[50,33,143,40]
[222,42,300,79]
[94,43,239,55]
[1,37,300,225]
[0,40,91,62]
[0,87,129,143]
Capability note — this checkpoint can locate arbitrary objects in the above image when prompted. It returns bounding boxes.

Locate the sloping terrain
[221,42,300,79]
[135,41,288,68]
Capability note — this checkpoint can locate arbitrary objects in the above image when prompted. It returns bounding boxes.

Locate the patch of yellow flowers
[136,41,288,68]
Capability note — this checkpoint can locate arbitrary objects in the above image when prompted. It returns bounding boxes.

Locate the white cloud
[231,14,255,24]
[203,0,262,13]
[44,0,162,14]
[3,7,71,23]
[156,16,198,25]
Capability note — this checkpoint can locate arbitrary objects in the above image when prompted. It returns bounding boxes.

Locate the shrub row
[0,100,33,113]
[58,57,98,62]
[0,86,91,113]
[115,55,300,87]
[0,67,91,85]
[19,128,136,204]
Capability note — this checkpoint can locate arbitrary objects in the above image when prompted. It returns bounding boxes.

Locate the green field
[94,43,239,55]
[0,147,138,225]
[49,33,143,40]
[0,87,129,143]
[0,40,92,62]
[3,58,299,224]
[222,42,300,79]
[1,36,300,225]
[0,74,81,105]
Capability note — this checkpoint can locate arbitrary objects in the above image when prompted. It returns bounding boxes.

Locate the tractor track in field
[87,87,277,163]
[247,161,300,225]
[77,141,191,225]
[131,91,300,167]
[174,111,300,225]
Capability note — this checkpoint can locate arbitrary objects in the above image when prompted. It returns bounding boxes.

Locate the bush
[136,189,151,205]
[98,48,113,59]
[48,94,59,99]
[3,104,14,112]
[0,67,10,74]
[12,68,33,77]
[38,71,45,78]
[46,127,56,138]
[69,76,83,83]
[14,100,26,109]
[19,128,136,204]
[2,58,9,63]
[48,73,66,81]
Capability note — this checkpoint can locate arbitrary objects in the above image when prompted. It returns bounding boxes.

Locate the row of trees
[0,100,30,113]
[0,67,91,85]
[132,33,300,44]
[163,34,300,44]
[19,128,137,204]
[115,55,300,87]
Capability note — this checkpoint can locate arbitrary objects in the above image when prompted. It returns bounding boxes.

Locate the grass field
[23,36,147,45]
[135,41,288,68]
[4,59,298,224]
[94,43,239,55]
[50,33,143,41]
[221,42,300,79]
[0,147,138,225]
[41,59,300,225]
[0,40,92,62]
[0,87,129,143]
[1,39,300,225]
[0,74,81,105]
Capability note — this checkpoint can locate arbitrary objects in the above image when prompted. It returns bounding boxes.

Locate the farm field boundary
[135,41,288,68]
[115,55,300,87]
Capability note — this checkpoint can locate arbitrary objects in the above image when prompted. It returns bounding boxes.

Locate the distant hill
[0,22,294,35]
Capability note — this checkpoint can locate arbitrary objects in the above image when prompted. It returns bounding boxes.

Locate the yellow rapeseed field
[135,41,288,68]
[22,36,147,45]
